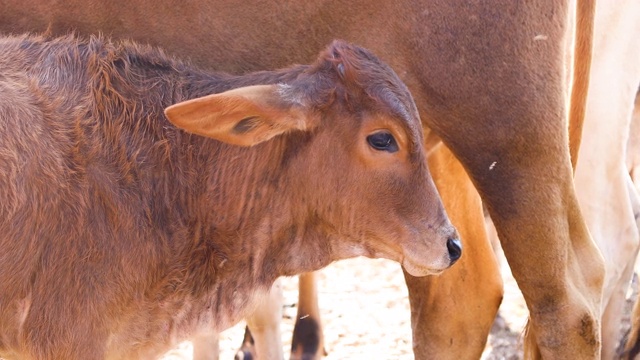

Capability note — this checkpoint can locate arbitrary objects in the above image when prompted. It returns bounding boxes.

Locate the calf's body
[0,34,456,359]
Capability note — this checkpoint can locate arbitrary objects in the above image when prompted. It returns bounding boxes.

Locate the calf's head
[165,40,460,276]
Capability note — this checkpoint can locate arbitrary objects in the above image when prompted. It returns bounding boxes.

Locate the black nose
[447,238,462,264]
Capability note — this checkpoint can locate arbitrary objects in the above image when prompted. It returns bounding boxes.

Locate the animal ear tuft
[328,40,351,80]
[165,85,313,147]
[336,62,346,78]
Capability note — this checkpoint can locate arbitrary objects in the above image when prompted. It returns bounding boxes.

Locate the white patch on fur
[276,83,305,107]
[17,294,31,331]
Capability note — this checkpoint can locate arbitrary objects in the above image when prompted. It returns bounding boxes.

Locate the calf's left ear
[165,84,313,146]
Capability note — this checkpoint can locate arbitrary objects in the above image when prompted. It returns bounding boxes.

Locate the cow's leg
[223,275,321,360]
[404,2,605,357]
[233,273,323,360]
[291,272,326,360]
[290,272,325,360]
[626,304,640,360]
[234,326,256,360]
[603,262,638,359]
[628,92,640,192]
[467,106,603,360]
[235,277,285,360]
[192,332,219,360]
[622,178,640,359]
[635,177,640,235]
[575,2,640,358]
[403,143,503,359]
[633,167,640,194]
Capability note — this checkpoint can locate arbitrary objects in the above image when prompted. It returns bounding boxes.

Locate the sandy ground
[160,246,638,360]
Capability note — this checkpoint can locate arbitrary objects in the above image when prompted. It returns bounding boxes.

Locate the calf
[0,34,459,359]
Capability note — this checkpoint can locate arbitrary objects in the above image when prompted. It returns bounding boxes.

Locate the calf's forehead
[356,80,424,146]
[349,57,422,134]
[374,84,421,131]
[303,41,424,141]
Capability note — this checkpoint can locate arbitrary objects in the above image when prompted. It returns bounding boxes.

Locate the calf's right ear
[165,84,314,146]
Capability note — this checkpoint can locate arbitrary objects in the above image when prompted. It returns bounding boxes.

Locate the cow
[487,4,640,358]
[628,92,640,193]
[567,1,640,358]
[280,5,640,358]
[620,91,640,359]
[0,0,604,358]
[482,7,640,353]
[0,33,461,359]
[474,3,640,358]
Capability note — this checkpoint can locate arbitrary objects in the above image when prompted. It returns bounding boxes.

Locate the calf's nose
[447,238,462,264]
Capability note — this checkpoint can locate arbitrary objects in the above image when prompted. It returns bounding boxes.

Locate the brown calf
[0,0,603,358]
[0,34,459,359]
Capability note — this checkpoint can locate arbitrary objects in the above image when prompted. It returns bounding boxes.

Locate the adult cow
[0,34,461,359]
[473,2,640,358]
[0,0,604,359]
[627,92,640,193]
[564,1,640,358]
[620,91,640,359]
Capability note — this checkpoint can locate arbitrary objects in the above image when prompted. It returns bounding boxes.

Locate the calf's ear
[164,84,313,146]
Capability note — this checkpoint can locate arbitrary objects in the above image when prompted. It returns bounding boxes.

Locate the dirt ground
[161,251,638,360]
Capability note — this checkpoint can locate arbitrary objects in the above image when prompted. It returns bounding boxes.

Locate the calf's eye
[367,132,399,153]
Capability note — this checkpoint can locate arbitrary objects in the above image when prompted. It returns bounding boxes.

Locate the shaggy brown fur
[0,34,457,359]
[0,1,604,359]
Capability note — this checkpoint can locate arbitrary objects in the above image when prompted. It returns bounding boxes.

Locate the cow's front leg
[192,331,219,360]
[405,144,503,359]
[290,272,325,360]
[234,277,285,360]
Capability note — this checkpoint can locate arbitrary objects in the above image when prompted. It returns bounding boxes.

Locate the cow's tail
[568,0,596,172]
